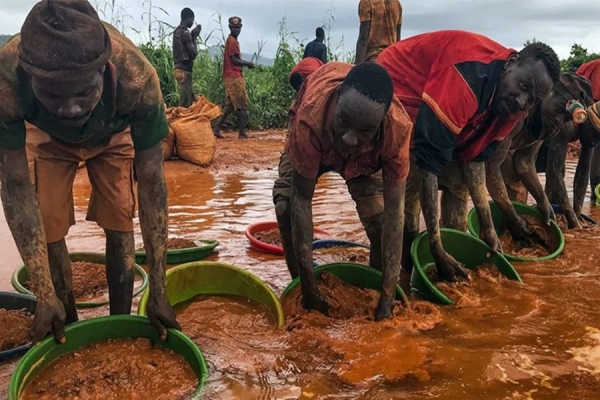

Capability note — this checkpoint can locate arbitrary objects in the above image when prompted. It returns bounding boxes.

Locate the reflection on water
[1,161,600,399]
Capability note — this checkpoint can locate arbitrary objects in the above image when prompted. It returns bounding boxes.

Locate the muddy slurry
[253,228,282,247]
[137,237,198,250]
[20,338,198,400]
[25,261,107,300]
[0,308,32,352]
[499,215,557,258]
[313,246,370,265]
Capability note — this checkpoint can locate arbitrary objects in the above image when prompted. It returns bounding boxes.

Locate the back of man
[303,28,327,64]
[359,0,402,62]
[173,25,193,72]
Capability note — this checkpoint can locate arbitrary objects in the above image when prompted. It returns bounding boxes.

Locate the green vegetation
[524,38,600,72]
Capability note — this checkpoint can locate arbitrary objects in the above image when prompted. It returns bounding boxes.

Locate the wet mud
[253,228,282,247]
[2,132,600,399]
[137,237,197,250]
[313,246,370,265]
[20,338,197,400]
[25,261,107,300]
[0,308,32,352]
[500,215,555,258]
[556,213,596,230]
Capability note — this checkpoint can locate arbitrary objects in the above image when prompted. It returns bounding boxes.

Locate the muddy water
[1,135,600,399]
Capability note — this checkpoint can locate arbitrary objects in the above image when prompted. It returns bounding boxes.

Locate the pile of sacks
[163,96,221,166]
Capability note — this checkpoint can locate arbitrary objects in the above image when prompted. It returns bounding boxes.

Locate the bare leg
[238,109,251,139]
[47,239,78,324]
[212,104,234,138]
[105,229,135,315]
[275,199,300,278]
[440,188,468,231]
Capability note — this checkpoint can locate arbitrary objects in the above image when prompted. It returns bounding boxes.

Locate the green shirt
[0,23,168,151]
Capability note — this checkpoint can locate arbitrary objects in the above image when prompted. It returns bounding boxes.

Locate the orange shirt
[285,62,412,186]
[577,60,600,101]
[223,35,243,79]
[359,0,402,61]
[289,57,324,81]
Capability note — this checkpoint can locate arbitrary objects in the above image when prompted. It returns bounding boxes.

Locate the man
[0,0,179,343]
[288,57,324,92]
[212,16,255,139]
[173,8,202,108]
[272,61,413,320]
[485,72,592,239]
[377,30,560,281]
[355,0,402,64]
[303,27,327,64]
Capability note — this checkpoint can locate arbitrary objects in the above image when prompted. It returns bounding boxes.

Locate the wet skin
[287,88,405,320]
[486,73,593,239]
[421,57,554,282]
[212,25,255,139]
[0,67,179,344]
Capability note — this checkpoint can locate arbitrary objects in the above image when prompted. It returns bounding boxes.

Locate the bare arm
[181,30,197,60]
[376,181,404,320]
[290,170,326,312]
[485,135,521,223]
[354,21,370,64]
[231,55,254,68]
[0,147,65,343]
[573,143,594,217]
[320,44,328,64]
[463,161,500,252]
[135,142,180,338]
[396,24,402,41]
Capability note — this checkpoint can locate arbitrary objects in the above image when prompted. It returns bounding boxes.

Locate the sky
[1,0,600,60]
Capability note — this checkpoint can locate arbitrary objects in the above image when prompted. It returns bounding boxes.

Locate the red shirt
[285,62,413,187]
[223,35,242,79]
[289,57,324,81]
[577,60,600,101]
[377,30,523,176]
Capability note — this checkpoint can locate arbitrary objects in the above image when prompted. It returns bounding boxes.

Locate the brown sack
[169,96,221,166]
[162,123,176,161]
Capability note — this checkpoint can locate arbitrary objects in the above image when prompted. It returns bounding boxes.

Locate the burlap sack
[168,96,221,166]
[162,123,176,161]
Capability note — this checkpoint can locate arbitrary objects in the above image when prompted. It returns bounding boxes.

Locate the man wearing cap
[173,7,202,107]
[0,0,179,344]
[212,16,255,139]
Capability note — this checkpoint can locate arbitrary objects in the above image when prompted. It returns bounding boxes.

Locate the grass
[95,1,354,130]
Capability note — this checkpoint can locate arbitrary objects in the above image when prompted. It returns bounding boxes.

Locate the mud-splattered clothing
[359,0,402,61]
[577,60,600,101]
[289,57,324,81]
[223,35,243,79]
[377,30,522,176]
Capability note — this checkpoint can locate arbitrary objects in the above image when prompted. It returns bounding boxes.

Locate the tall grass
[95,1,354,130]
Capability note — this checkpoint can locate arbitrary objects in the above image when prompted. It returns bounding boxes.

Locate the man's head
[19,0,110,127]
[316,27,325,40]
[492,42,561,118]
[181,8,194,28]
[229,16,243,38]
[289,72,305,93]
[333,62,394,157]
[539,72,594,137]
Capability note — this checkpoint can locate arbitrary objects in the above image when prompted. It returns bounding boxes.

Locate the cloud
[2,0,600,60]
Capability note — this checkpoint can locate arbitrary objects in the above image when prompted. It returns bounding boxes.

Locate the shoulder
[384,96,413,141]
[104,23,161,111]
[0,34,25,121]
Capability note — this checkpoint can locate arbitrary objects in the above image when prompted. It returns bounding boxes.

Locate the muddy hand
[538,202,556,226]
[508,215,535,246]
[481,227,502,254]
[31,294,67,345]
[301,291,329,315]
[433,250,470,283]
[147,293,181,341]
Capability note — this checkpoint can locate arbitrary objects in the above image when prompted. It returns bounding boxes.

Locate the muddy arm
[354,21,370,64]
[573,144,594,217]
[290,170,326,311]
[545,125,579,228]
[485,136,522,225]
[464,161,500,251]
[376,181,405,320]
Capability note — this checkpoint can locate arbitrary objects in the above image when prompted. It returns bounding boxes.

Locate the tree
[561,44,600,72]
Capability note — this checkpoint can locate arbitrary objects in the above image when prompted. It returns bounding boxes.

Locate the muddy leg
[590,147,600,203]
[364,214,384,271]
[212,104,233,138]
[237,110,251,139]
[440,188,468,231]
[47,239,78,324]
[402,163,422,271]
[275,199,300,279]
[104,229,135,315]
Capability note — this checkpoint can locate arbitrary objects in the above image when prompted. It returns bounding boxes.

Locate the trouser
[174,68,194,108]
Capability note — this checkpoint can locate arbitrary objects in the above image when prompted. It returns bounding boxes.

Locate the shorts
[224,77,248,111]
[272,152,384,227]
[26,123,136,243]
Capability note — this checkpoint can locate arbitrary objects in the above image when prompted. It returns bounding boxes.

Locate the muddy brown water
[1,133,600,399]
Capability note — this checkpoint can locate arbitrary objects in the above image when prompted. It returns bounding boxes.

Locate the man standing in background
[303,27,327,64]
[355,0,402,63]
[212,16,255,139]
[173,8,202,107]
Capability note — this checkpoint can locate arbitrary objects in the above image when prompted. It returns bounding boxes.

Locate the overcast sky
[2,0,600,60]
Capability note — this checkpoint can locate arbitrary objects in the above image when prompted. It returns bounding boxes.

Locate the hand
[432,248,470,283]
[31,294,66,345]
[191,24,202,37]
[374,298,393,321]
[508,215,535,246]
[480,227,502,254]
[538,201,556,226]
[247,62,256,69]
[147,292,181,341]
[301,290,329,315]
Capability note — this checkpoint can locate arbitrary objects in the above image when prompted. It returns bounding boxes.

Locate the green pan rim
[135,239,220,258]
[11,253,149,307]
[137,261,285,328]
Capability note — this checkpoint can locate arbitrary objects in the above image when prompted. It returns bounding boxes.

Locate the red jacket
[289,57,324,80]
[577,60,600,101]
